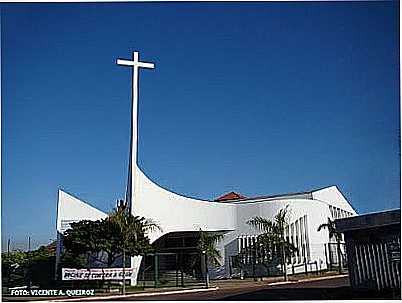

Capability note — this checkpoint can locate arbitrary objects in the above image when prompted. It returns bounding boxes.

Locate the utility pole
[281,228,288,282]
[7,238,11,286]
[27,236,31,290]
[122,246,126,295]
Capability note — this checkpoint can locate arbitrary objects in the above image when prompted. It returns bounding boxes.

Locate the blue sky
[1,1,400,250]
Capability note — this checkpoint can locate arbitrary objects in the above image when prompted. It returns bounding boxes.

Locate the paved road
[97,276,366,301]
[222,277,398,300]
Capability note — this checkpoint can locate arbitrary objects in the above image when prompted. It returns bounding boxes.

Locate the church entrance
[137,232,206,288]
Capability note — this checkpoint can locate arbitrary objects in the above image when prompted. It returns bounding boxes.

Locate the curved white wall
[129,164,357,279]
[134,167,236,243]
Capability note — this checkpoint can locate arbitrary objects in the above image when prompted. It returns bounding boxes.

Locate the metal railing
[137,252,205,288]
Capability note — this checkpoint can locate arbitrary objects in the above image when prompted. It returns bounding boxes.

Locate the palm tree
[110,201,161,295]
[317,217,342,274]
[247,205,296,281]
[196,229,223,287]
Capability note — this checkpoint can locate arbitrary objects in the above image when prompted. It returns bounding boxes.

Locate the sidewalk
[50,287,219,302]
[3,272,348,302]
[213,271,347,290]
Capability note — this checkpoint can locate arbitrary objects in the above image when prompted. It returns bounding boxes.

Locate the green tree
[109,201,161,294]
[2,245,56,288]
[62,201,161,293]
[28,246,56,288]
[195,229,223,287]
[197,229,223,267]
[2,250,28,287]
[62,213,152,269]
[317,217,343,274]
[247,205,297,281]
[63,220,107,266]
[2,250,28,269]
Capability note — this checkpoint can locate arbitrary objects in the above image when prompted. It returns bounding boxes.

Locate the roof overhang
[335,209,400,233]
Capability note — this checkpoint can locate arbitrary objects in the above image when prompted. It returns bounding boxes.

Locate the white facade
[55,52,358,284]
[56,172,357,282]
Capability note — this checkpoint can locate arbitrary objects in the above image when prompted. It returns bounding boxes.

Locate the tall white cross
[117,51,155,210]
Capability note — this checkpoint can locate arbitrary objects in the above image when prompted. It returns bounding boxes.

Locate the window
[295,220,300,263]
[291,223,295,262]
[304,215,311,261]
[299,217,305,260]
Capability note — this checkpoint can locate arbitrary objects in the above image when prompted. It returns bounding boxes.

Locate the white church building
[55,52,357,285]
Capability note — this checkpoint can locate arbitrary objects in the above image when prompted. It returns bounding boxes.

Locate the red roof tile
[214,192,247,202]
